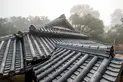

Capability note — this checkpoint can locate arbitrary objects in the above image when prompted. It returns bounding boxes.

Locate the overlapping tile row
[61,38,105,46]
[29,25,88,39]
[100,57,123,82]
[43,26,87,37]
[0,37,24,78]
[32,47,120,82]
[40,26,81,35]
[23,33,62,61]
[57,41,114,57]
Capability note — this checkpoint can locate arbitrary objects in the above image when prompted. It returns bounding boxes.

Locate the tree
[70,4,100,18]
[103,9,123,45]
[10,16,28,31]
[69,4,104,40]
[0,16,50,36]
[0,18,17,36]
[111,9,123,26]
[27,16,50,26]
[106,24,123,44]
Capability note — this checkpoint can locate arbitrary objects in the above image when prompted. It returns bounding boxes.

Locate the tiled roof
[45,14,74,30]
[23,33,62,61]
[33,47,122,82]
[100,58,123,82]
[0,36,24,78]
[57,41,114,58]
[29,25,88,39]
[0,34,15,41]
[0,14,122,82]
[61,38,105,46]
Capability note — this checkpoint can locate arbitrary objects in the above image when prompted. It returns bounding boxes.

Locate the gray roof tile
[23,34,61,61]
[0,14,122,82]
[0,36,24,78]
[33,47,122,82]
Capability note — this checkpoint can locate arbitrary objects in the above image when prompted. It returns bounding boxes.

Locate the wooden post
[25,68,33,82]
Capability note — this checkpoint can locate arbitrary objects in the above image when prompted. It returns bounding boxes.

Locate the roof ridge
[29,25,88,39]
[45,14,74,30]
[57,42,114,58]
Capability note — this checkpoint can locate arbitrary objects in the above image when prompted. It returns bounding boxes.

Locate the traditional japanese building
[0,14,123,82]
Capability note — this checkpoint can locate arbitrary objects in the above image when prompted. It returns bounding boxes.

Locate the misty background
[0,0,123,46]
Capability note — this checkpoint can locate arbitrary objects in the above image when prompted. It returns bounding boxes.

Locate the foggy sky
[0,0,123,26]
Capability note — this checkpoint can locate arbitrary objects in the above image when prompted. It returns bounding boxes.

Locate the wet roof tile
[0,36,24,78]
[0,14,122,82]
[33,47,122,82]
[23,34,62,61]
